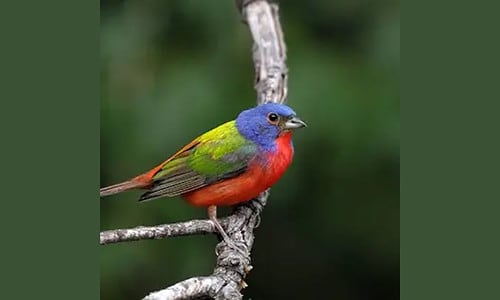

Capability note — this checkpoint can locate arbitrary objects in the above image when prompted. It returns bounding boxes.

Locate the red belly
[182,164,268,206]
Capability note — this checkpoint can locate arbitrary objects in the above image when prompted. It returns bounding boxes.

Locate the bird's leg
[208,205,247,257]
[208,205,232,243]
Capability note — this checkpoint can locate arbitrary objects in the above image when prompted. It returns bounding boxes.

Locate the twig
[100,219,217,245]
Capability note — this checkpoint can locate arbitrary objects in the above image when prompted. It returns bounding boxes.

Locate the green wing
[139,121,257,202]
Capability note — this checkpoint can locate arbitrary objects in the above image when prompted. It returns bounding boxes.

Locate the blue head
[235,103,306,149]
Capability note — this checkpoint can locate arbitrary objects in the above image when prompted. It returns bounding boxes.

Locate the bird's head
[235,103,307,149]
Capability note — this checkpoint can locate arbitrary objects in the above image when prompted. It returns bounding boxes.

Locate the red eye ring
[267,112,279,124]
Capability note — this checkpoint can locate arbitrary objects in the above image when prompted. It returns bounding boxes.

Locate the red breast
[183,132,295,207]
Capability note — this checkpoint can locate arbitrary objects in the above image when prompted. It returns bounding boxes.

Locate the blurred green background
[100,0,399,299]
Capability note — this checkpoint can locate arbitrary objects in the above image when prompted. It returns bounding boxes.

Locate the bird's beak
[283,116,307,130]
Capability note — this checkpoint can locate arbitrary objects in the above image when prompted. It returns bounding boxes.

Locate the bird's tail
[100,177,149,197]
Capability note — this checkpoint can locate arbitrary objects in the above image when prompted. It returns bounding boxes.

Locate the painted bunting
[100,103,306,245]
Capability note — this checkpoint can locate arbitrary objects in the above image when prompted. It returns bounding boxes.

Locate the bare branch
[244,0,288,104]
[143,276,225,300]
[100,219,216,245]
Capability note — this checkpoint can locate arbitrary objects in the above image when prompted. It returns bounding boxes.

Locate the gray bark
[243,0,288,104]
[100,219,216,245]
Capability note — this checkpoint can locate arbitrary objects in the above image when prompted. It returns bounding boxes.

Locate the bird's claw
[254,214,261,228]
[219,237,248,258]
[213,232,247,258]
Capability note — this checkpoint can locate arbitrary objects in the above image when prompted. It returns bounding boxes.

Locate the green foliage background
[100,0,399,299]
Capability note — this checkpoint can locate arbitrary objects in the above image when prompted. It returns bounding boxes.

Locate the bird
[100,103,306,248]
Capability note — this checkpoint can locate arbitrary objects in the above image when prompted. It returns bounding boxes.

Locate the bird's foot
[208,205,248,258]
[211,222,248,257]
[217,235,248,258]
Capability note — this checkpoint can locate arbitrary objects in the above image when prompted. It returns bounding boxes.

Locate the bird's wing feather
[139,121,257,202]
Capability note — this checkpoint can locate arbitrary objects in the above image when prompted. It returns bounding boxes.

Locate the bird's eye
[267,112,279,124]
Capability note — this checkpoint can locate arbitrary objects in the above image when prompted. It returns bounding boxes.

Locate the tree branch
[101,1,288,299]
[143,276,225,300]
[100,219,217,245]
[243,0,288,104]
[143,193,267,300]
